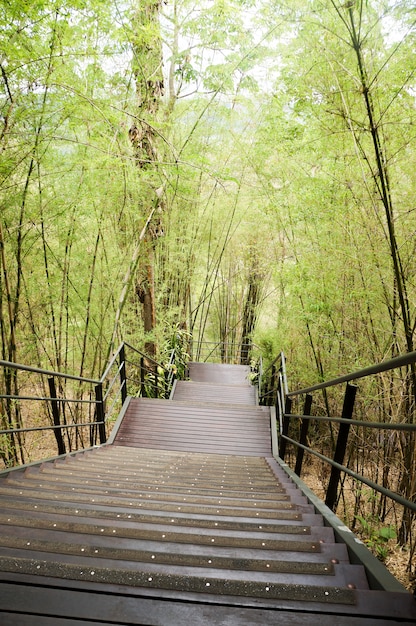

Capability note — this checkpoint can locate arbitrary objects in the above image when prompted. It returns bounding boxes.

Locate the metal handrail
[281,352,289,396]
[0,359,100,384]
[287,413,416,431]
[103,363,124,402]
[124,342,164,369]
[258,351,286,405]
[100,344,124,382]
[192,340,260,364]
[0,421,100,435]
[271,349,416,519]
[0,340,179,468]
[281,434,416,514]
[261,352,283,380]
[257,355,263,400]
[287,350,416,397]
[0,394,94,404]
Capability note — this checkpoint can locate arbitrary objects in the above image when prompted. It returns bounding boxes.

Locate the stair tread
[0,533,347,570]
[2,480,289,500]
[0,547,369,589]
[0,482,294,508]
[0,507,332,541]
[0,504,320,530]
[0,491,308,517]
[0,554,361,604]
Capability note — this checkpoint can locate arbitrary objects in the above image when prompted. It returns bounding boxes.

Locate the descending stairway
[173,362,257,405]
[0,362,415,624]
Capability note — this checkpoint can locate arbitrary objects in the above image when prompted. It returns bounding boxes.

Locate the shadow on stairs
[0,362,415,624]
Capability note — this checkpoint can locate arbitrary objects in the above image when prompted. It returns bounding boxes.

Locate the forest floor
[300,456,415,593]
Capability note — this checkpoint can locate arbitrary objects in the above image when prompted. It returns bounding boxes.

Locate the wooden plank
[188,362,252,386]
[113,440,271,454]
[172,381,256,405]
[113,397,272,455]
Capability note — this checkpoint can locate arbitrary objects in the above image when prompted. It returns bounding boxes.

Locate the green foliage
[164,326,191,380]
[355,514,397,561]
[1,0,416,414]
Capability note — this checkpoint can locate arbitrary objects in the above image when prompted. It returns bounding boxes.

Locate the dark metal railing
[0,342,178,469]
[191,340,261,367]
[260,350,416,516]
[258,351,287,408]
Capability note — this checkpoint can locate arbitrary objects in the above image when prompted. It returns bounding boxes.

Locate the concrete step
[1,579,415,624]
[0,516,336,552]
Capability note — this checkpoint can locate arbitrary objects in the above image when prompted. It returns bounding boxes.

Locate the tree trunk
[130,0,165,357]
[240,259,263,365]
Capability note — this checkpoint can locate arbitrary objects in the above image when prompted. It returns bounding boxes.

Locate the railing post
[279,396,292,460]
[154,368,159,398]
[294,393,312,477]
[95,383,106,444]
[270,365,276,405]
[257,356,263,403]
[140,357,146,397]
[119,344,127,404]
[48,377,66,456]
[325,383,358,511]
[165,370,169,398]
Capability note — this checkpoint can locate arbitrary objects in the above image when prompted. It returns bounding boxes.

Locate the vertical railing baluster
[164,370,169,400]
[325,383,358,511]
[294,393,312,476]
[279,396,292,460]
[270,365,276,406]
[48,377,66,456]
[95,383,106,445]
[119,344,127,404]
[140,357,146,397]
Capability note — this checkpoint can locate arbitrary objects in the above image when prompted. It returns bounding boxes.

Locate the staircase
[0,362,415,624]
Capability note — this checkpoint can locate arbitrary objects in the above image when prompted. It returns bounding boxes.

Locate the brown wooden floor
[113,361,267,455]
[188,362,252,385]
[113,398,271,455]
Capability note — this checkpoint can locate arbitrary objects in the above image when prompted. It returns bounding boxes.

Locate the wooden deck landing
[0,362,415,624]
[113,398,271,455]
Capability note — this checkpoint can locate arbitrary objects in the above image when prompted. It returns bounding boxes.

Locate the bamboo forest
[1,0,416,597]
